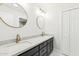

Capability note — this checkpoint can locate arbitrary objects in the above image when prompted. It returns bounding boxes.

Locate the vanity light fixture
[39,8,46,14]
[37,7,47,17]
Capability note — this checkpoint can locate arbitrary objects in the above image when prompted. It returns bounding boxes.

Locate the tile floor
[50,49,65,56]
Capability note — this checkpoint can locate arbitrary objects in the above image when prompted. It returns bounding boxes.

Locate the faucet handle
[17,34,21,41]
[16,34,21,43]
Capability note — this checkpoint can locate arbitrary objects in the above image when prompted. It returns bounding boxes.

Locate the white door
[62,11,70,55]
[70,9,79,56]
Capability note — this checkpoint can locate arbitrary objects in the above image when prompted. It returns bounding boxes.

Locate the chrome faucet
[41,32,45,36]
[16,34,21,43]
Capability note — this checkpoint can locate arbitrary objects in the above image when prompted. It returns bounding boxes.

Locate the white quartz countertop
[0,35,53,56]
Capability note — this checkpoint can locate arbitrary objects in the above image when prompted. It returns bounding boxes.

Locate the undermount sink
[0,40,33,54]
[19,40,32,44]
[1,40,32,48]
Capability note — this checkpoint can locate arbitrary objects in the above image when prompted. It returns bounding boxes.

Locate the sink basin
[19,40,32,44]
[2,40,32,47]
[0,40,33,55]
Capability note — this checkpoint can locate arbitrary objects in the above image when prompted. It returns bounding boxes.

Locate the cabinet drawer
[50,38,53,42]
[47,37,53,43]
[40,46,47,56]
[40,42,47,49]
[47,39,51,43]
[50,37,54,41]
[19,46,39,56]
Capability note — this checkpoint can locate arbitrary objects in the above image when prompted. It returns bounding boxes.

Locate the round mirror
[36,16,45,29]
[0,3,28,28]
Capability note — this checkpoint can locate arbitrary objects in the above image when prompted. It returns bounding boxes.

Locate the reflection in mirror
[36,16,45,29]
[0,3,28,28]
[19,18,27,27]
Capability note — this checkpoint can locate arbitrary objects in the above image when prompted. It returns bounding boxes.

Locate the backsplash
[0,34,42,46]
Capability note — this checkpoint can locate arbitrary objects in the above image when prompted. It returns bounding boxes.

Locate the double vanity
[0,35,54,56]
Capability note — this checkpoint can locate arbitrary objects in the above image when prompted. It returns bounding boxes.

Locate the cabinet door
[50,38,53,51]
[50,41,53,51]
[70,9,79,56]
[18,46,39,56]
[40,42,47,49]
[40,46,47,56]
[62,11,70,55]
[47,43,51,55]
[47,39,51,55]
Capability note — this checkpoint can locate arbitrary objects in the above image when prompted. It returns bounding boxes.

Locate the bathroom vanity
[18,37,53,56]
[0,36,54,56]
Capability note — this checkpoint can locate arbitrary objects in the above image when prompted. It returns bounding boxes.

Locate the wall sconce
[39,8,46,14]
[37,7,46,16]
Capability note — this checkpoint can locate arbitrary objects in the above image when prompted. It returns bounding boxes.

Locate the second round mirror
[36,16,45,29]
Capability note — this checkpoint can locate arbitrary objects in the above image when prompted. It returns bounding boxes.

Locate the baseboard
[53,48,69,56]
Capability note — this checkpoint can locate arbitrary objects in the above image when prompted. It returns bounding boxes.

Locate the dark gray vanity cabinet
[47,37,53,55]
[18,37,54,56]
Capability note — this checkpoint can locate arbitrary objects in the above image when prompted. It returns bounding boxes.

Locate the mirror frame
[36,16,45,29]
[0,3,28,28]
